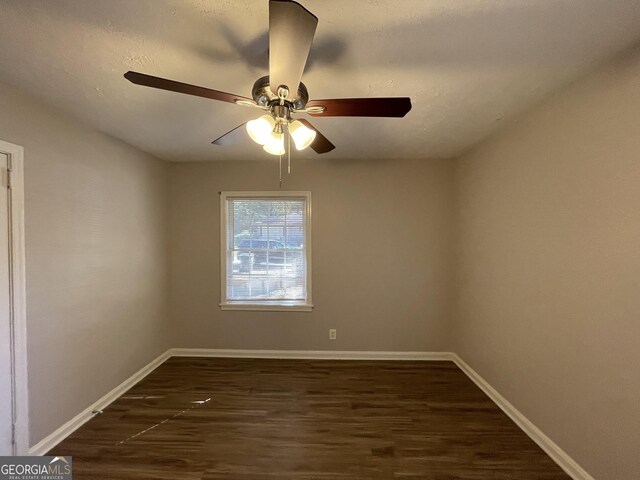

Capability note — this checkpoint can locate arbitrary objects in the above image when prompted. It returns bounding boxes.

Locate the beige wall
[0,82,171,446]
[169,158,454,351]
[454,47,640,479]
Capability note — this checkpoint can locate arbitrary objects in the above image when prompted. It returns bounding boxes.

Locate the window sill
[219,302,313,312]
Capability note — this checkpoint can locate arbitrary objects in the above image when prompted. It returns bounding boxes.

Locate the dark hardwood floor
[49,357,570,479]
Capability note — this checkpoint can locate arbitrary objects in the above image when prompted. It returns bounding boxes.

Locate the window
[220,191,312,311]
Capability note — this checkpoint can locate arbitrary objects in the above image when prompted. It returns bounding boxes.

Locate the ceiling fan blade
[297,119,335,154]
[269,0,318,96]
[124,71,254,105]
[306,97,412,117]
[212,123,247,146]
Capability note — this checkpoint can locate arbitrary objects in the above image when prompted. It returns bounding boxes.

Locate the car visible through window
[236,238,286,271]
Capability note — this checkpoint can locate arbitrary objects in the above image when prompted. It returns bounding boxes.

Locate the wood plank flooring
[49,357,570,479]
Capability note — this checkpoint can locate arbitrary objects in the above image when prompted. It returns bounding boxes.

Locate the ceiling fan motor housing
[252,75,309,111]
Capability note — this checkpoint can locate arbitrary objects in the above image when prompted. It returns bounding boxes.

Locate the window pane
[285,226,304,248]
[225,195,308,304]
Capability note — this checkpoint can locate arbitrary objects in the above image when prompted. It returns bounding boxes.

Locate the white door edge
[0,139,28,455]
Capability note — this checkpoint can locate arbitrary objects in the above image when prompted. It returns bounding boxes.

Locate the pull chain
[288,129,291,174]
[279,154,282,188]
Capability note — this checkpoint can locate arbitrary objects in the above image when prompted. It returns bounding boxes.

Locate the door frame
[0,140,28,455]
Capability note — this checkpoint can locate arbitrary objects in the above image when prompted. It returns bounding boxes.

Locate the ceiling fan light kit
[245,85,317,154]
[289,120,316,150]
[263,131,286,156]
[124,0,412,176]
[246,114,275,145]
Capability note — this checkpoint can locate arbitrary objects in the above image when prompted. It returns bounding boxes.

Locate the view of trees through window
[226,197,307,302]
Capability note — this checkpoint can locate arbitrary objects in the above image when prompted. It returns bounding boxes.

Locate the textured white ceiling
[1,0,640,161]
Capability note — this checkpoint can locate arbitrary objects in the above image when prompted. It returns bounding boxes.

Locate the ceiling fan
[124,0,412,156]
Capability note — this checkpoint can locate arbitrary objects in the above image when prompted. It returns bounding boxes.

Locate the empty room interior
[1,0,639,479]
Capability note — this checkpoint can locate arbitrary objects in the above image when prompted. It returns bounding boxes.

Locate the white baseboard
[450,354,594,480]
[169,348,455,361]
[28,350,172,456]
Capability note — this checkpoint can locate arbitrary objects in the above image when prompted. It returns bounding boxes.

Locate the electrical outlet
[329,329,337,340]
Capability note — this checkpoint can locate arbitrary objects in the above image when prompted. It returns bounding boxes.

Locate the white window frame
[219,191,313,312]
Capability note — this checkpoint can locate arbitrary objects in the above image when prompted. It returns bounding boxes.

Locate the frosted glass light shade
[289,120,317,150]
[263,132,285,155]
[246,115,275,145]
